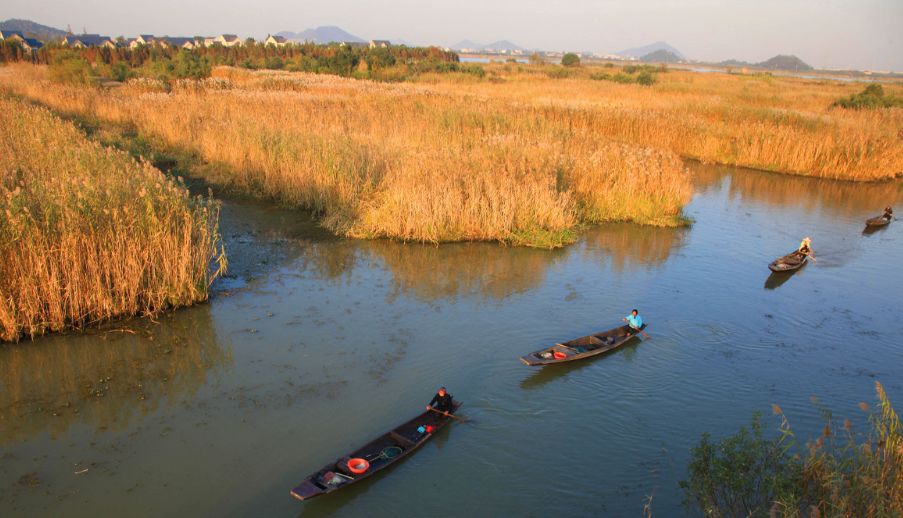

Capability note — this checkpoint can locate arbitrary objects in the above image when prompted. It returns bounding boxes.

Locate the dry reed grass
[425,64,903,181]
[0,96,225,342]
[0,65,691,248]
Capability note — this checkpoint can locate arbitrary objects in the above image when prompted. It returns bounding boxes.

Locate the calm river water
[1,164,901,517]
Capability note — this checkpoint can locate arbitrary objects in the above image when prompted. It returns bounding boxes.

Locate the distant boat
[865,215,891,228]
[289,402,462,501]
[768,250,808,272]
[519,324,646,366]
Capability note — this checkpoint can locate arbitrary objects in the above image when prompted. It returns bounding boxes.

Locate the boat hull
[768,250,808,272]
[519,324,646,366]
[290,402,462,501]
[865,216,890,228]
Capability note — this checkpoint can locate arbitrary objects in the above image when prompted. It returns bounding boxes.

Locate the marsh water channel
[1,163,902,517]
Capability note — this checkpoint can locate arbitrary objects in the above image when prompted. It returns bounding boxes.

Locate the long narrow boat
[290,402,462,501]
[519,324,646,366]
[865,215,891,228]
[768,250,808,272]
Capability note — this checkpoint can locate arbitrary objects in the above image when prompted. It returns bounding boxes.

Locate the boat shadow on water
[764,268,805,290]
[862,224,889,237]
[519,338,643,391]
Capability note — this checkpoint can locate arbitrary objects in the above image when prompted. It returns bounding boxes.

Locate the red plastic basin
[347,458,369,474]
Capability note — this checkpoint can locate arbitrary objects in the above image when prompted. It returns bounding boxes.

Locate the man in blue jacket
[623,309,644,337]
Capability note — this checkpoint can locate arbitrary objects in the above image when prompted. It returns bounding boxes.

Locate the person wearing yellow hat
[798,237,813,257]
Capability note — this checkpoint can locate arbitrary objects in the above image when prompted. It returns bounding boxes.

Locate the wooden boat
[519,324,646,366]
[768,250,808,272]
[865,215,891,228]
[290,402,462,501]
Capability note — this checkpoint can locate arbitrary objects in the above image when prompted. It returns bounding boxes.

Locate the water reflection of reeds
[369,241,568,302]
[0,307,229,445]
[690,162,903,217]
[581,223,687,273]
[294,223,686,303]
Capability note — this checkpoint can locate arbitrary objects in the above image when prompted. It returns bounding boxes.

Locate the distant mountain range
[276,26,365,44]
[617,41,685,60]
[0,18,67,39]
[0,19,821,73]
[451,39,525,52]
[718,54,812,71]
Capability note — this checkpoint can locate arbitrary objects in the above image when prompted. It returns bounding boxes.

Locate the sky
[4,0,901,71]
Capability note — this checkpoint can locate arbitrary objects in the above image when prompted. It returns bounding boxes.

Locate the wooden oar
[630,329,651,339]
[428,407,467,422]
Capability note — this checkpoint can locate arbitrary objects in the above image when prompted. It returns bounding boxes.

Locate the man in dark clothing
[426,387,454,415]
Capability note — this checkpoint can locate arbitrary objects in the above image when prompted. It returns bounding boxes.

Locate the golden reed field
[428,63,903,181]
[0,65,693,249]
[3,64,897,250]
[0,63,899,339]
[0,96,225,341]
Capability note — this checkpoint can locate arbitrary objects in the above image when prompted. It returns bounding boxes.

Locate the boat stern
[519,355,540,366]
[290,480,324,501]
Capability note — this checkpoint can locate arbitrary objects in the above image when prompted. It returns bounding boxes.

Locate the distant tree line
[0,40,467,83]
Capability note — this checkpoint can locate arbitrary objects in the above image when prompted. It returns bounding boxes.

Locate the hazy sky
[4,0,901,70]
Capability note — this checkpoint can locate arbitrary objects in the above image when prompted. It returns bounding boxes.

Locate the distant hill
[617,41,685,60]
[451,39,525,52]
[277,26,365,44]
[640,49,682,63]
[483,40,524,52]
[758,55,812,71]
[0,18,67,40]
[717,55,812,72]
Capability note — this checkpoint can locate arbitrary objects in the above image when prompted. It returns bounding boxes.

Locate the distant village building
[202,36,217,47]
[158,37,196,49]
[369,40,390,49]
[264,35,288,47]
[63,34,116,48]
[213,34,241,47]
[592,53,625,61]
[129,34,156,47]
[338,41,366,48]
[20,38,44,52]
[0,31,43,53]
[0,30,26,41]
